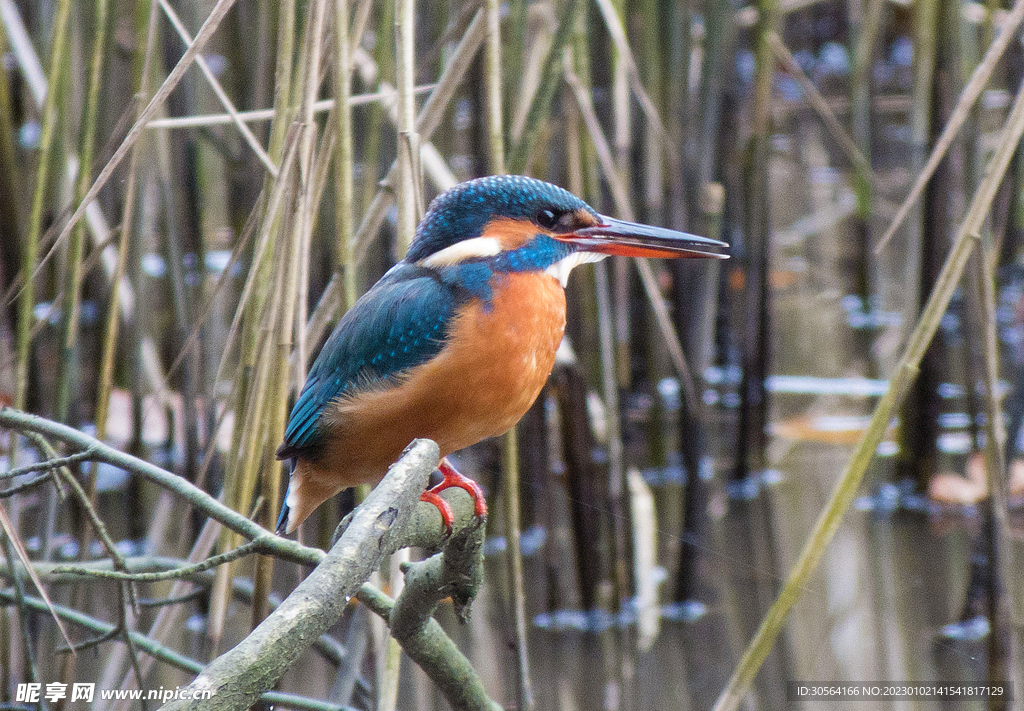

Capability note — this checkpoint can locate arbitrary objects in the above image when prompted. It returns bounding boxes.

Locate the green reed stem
[15,0,72,416]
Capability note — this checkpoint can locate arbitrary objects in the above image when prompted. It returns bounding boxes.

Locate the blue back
[279,264,459,456]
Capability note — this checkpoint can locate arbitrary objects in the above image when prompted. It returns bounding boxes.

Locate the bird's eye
[536,209,560,230]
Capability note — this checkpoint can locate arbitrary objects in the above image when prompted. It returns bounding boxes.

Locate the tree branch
[357,517,503,711]
[1,409,494,708]
[160,439,438,710]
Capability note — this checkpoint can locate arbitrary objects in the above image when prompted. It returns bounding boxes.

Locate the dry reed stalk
[509,3,554,143]
[94,4,167,697]
[156,0,277,175]
[713,61,1024,711]
[377,1,421,706]
[592,0,677,161]
[344,8,484,263]
[639,0,664,227]
[507,0,580,175]
[256,0,331,631]
[394,0,419,256]
[849,0,884,215]
[768,32,877,190]
[334,0,357,310]
[142,86,431,129]
[485,0,505,176]
[976,234,1012,701]
[209,0,304,653]
[733,0,777,481]
[563,64,701,412]
[0,0,173,404]
[37,0,241,284]
[484,2,534,708]
[900,0,938,342]
[61,4,117,690]
[875,0,1024,252]
[0,29,18,248]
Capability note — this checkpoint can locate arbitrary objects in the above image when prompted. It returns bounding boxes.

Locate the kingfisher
[275,175,727,534]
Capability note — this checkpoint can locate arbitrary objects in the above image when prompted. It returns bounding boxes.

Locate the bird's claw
[419,458,488,533]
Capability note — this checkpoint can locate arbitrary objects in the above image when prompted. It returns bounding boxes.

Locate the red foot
[419,458,488,530]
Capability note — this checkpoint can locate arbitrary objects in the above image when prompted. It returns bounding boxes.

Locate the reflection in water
[490,288,1024,710]
[494,452,1013,710]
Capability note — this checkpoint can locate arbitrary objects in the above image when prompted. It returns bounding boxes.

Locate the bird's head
[406,176,727,284]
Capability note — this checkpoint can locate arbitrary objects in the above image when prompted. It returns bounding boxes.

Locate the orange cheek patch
[482,217,542,251]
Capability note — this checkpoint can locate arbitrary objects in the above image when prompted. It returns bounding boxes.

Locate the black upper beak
[558,215,729,259]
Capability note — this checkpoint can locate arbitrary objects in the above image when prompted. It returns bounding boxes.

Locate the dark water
[443,392,1020,711]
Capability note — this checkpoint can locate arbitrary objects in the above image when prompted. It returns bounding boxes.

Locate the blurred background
[0,0,1023,708]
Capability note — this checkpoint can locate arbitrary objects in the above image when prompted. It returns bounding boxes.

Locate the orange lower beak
[558,216,729,259]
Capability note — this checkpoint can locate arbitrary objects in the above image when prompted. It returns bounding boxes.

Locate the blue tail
[275,460,293,534]
[275,500,290,535]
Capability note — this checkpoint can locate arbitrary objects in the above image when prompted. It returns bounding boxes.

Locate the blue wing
[278,264,462,457]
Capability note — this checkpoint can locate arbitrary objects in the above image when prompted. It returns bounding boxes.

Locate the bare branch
[160,439,438,710]
[361,518,503,711]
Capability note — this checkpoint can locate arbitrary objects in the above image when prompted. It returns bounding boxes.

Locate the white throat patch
[545,250,606,286]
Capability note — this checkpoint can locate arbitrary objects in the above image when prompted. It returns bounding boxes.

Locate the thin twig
[875,0,1024,253]
[32,0,241,287]
[767,31,879,191]
[160,440,438,711]
[104,514,223,698]
[0,500,75,650]
[358,522,503,711]
[0,588,345,711]
[26,431,145,677]
[1,534,44,686]
[156,0,277,175]
[52,541,265,582]
[0,449,95,479]
[0,407,315,559]
[0,472,53,496]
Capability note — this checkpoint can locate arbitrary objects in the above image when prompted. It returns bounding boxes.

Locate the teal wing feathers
[277,264,461,459]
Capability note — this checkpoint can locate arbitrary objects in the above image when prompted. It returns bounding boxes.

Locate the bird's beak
[558,215,729,259]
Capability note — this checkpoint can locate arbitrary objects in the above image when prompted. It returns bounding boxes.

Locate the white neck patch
[545,250,606,287]
[418,237,605,287]
[418,237,503,269]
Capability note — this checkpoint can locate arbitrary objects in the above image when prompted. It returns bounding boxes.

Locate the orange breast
[284,271,566,530]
